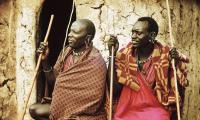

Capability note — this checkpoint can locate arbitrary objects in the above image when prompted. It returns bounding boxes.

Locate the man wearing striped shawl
[107,17,189,120]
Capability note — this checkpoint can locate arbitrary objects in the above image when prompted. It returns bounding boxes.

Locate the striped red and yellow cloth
[115,41,189,107]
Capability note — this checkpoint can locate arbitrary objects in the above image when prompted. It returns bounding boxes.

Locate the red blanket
[49,47,107,120]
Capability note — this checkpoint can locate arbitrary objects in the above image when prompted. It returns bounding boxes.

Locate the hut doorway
[36,0,76,102]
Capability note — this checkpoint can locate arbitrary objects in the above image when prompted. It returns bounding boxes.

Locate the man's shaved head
[68,19,96,49]
[76,19,96,40]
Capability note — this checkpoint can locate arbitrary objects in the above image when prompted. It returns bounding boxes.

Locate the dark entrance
[36,0,76,102]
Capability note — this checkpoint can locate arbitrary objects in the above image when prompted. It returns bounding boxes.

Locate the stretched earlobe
[85,35,93,48]
[150,32,156,38]
[86,35,92,41]
[149,32,156,43]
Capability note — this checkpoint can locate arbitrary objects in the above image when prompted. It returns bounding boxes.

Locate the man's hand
[169,48,180,61]
[37,42,49,60]
[105,35,119,56]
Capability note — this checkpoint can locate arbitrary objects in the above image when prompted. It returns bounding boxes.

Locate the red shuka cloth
[114,60,170,120]
[49,47,107,120]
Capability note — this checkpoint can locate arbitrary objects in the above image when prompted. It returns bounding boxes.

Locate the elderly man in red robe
[29,19,108,120]
[107,17,189,120]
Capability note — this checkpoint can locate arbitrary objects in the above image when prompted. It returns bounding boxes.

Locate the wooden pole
[165,0,181,120]
[109,46,114,120]
[61,0,75,61]
[18,15,54,120]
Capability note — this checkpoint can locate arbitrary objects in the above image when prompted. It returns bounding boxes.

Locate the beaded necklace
[135,49,152,70]
[137,55,152,64]
[72,50,85,56]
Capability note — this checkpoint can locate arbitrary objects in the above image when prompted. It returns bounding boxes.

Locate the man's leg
[29,103,50,120]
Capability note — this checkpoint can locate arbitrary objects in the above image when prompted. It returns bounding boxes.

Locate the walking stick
[18,15,54,120]
[109,46,115,120]
[105,7,116,120]
[165,0,181,120]
[61,0,75,61]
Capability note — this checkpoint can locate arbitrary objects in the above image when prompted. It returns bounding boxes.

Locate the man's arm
[41,59,56,88]
[169,48,189,87]
[37,42,56,88]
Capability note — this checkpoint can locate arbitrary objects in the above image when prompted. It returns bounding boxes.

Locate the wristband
[43,66,53,72]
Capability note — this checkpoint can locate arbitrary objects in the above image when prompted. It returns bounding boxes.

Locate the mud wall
[0,0,199,120]
[0,0,16,120]
[0,0,43,120]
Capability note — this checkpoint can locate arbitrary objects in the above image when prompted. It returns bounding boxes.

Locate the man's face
[131,21,150,48]
[68,21,88,49]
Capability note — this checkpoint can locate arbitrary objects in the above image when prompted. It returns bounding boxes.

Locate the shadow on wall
[196,0,200,5]
[185,0,200,5]
[0,0,7,5]
[36,0,76,102]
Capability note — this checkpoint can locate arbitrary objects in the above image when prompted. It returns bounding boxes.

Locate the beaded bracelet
[43,67,53,73]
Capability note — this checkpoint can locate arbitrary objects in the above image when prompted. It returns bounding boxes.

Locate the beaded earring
[149,32,156,44]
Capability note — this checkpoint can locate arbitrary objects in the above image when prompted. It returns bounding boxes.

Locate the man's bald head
[75,19,96,40]
[68,19,96,49]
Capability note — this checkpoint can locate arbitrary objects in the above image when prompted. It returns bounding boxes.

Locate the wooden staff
[109,46,115,120]
[61,0,75,61]
[18,15,54,120]
[165,0,181,120]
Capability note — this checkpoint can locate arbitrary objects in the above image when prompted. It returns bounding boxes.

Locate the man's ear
[86,34,92,43]
[148,32,156,44]
[149,32,156,38]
